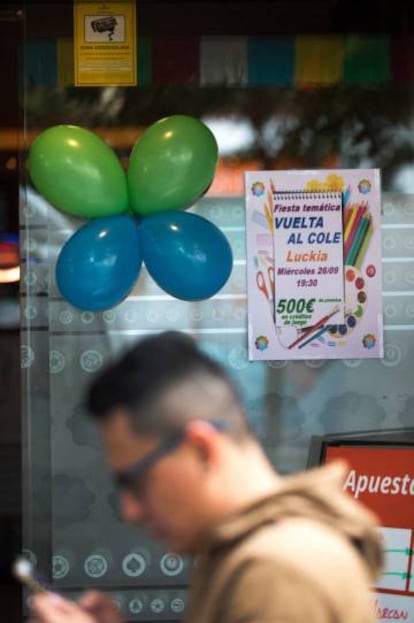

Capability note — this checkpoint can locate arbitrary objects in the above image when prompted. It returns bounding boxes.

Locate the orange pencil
[343,205,352,230]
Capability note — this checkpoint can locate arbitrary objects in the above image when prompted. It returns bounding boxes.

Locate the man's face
[100,410,215,555]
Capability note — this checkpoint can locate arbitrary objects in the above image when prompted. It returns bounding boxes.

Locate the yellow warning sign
[74,1,137,86]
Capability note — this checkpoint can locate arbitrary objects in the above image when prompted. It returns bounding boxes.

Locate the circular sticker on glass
[59,310,73,325]
[24,305,37,320]
[81,312,95,324]
[23,204,34,218]
[24,271,37,286]
[383,344,402,367]
[103,310,116,323]
[128,598,144,614]
[80,350,103,373]
[266,360,288,369]
[122,553,146,577]
[23,237,35,253]
[342,359,362,368]
[49,350,66,374]
[53,554,70,580]
[150,598,165,614]
[160,553,184,576]
[170,598,185,614]
[304,359,326,369]
[84,554,108,578]
[189,309,203,322]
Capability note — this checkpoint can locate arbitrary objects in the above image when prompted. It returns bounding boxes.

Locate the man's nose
[119,490,146,523]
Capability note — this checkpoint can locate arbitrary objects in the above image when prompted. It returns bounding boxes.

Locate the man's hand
[31,590,123,623]
[79,590,124,623]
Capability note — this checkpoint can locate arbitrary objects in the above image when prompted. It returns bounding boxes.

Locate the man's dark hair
[86,331,251,440]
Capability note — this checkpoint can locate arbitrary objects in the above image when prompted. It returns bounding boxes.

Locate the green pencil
[347,215,370,266]
[355,220,373,269]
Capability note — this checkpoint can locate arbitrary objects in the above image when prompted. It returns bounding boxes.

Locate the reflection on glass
[19,4,414,619]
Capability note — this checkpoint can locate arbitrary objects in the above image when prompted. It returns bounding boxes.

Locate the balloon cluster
[28,115,233,311]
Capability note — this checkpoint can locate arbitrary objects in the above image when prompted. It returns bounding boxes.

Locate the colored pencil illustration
[263,190,274,232]
[344,204,358,241]
[343,205,352,230]
[298,324,331,349]
[343,185,351,209]
[344,202,366,258]
[287,306,340,350]
[347,215,371,266]
[355,221,373,269]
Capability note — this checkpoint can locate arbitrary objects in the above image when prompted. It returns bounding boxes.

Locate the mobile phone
[12,557,47,594]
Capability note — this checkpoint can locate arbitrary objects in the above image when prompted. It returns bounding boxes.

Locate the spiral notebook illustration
[245,170,383,361]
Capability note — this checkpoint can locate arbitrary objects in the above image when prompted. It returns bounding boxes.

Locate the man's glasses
[113,420,227,497]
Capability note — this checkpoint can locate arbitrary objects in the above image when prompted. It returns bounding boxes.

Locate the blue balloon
[56,215,142,311]
[140,211,233,300]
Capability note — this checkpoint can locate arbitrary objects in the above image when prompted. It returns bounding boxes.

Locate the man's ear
[184,420,221,468]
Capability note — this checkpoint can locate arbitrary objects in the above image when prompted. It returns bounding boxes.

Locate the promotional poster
[245,169,383,360]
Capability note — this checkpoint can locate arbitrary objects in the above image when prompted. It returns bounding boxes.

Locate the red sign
[325,446,414,528]
[325,445,414,600]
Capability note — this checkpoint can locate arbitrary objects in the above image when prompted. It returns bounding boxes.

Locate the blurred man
[33,331,382,623]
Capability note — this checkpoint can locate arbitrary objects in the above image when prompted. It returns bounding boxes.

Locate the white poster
[245,169,383,360]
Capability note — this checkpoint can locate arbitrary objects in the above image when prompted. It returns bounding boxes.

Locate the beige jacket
[184,462,382,623]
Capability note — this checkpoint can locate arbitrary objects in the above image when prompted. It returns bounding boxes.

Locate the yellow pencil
[263,202,274,232]
[344,204,358,242]
[267,190,273,205]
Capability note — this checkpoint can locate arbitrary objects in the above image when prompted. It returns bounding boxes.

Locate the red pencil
[287,306,340,350]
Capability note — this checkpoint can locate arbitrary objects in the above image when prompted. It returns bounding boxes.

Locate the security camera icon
[91,16,118,41]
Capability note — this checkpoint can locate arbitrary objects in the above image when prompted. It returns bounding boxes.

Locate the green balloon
[29,125,129,218]
[127,115,218,216]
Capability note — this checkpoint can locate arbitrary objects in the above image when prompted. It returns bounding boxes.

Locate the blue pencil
[298,325,330,349]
